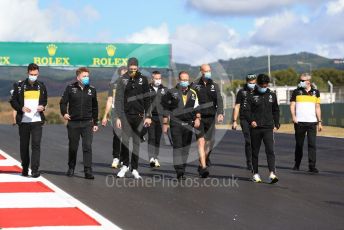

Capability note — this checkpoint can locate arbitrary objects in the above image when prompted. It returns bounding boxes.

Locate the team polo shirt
[290,87,320,123]
[22,85,42,123]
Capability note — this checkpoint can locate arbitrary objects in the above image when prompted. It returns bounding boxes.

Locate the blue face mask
[257,86,267,93]
[28,75,37,82]
[179,81,189,88]
[247,83,255,90]
[81,77,90,86]
[298,81,307,88]
[204,72,212,79]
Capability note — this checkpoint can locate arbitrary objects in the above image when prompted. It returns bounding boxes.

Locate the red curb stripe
[0,207,101,228]
[0,165,22,173]
[0,182,54,193]
[0,154,6,160]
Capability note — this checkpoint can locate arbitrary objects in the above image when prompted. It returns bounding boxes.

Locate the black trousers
[112,128,122,159]
[121,115,143,170]
[67,120,93,170]
[148,116,162,159]
[294,122,317,168]
[170,120,193,174]
[250,127,276,174]
[19,122,43,171]
[240,119,252,166]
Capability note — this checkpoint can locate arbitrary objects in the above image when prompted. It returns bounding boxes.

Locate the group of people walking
[232,72,322,183]
[9,58,322,183]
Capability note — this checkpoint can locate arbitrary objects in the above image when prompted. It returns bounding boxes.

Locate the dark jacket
[9,79,48,125]
[148,83,168,116]
[191,78,224,117]
[235,84,255,120]
[161,84,199,122]
[115,71,151,119]
[60,82,99,125]
[243,88,280,129]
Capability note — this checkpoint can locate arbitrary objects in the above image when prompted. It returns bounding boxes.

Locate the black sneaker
[197,165,202,173]
[84,167,95,179]
[85,173,95,180]
[21,168,29,177]
[199,167,209,178]
[66,168,74,177]
[292,165,300,171]
[177,172,186,180]
[31,171,40,178]
[309,167,319,173]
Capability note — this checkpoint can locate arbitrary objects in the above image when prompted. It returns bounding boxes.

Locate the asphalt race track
[0,124,343,230]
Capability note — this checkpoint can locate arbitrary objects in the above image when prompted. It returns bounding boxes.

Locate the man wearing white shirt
[290,73,322,173]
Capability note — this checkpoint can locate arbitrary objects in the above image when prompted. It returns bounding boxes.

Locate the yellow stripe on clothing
[182,94,187,105]
[190,88,197,96]
[24,91,40,100]
[296,95,320,103]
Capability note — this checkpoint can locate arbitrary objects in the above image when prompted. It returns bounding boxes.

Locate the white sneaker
[111,158,120,168]
[268,172,279,184]
[149,157,156,167]
[131,169,142,179]
[117,165,129,178]
[252,173,262,183]
[154,158,160,167]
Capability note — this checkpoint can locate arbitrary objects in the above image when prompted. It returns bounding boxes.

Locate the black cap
[128,57,138,67]
[257,74,270,84]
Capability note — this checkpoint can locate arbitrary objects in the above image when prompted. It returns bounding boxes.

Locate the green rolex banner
[0,42,171,68]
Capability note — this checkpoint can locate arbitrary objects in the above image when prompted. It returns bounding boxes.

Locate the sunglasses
[300,79,309,82]
[247,74,257,79]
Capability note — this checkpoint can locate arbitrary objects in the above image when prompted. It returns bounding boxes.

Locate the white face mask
[153,79,161,87]
[28,75,37,82]
[298,81,307,88]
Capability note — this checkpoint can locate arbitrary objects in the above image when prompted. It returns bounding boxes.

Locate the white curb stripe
[0,193,74,208]
[0,149,122,230]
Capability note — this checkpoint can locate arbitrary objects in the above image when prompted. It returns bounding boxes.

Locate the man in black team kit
[60,67,99,180]
[101,66,127,168]
[232,74,257,170]
[115,57,152,179]
[243,74,280,184]
[148,70,168,168]
[192,64,224,178]
[162,71,200,180]
[10,63,47,178]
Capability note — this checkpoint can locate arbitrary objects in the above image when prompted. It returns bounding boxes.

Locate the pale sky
[1,0,344,64]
